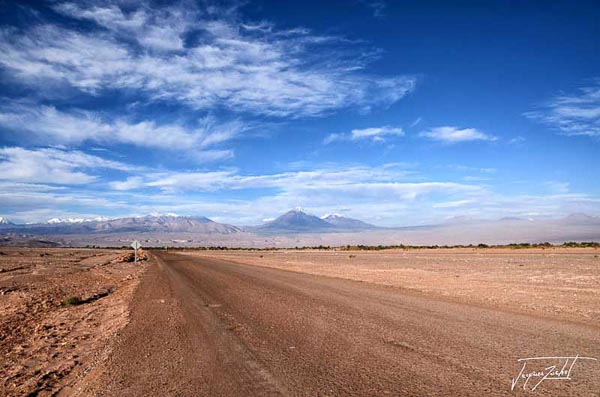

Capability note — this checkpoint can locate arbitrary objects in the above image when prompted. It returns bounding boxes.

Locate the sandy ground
[182,248,600,327]
[2,248,599,396]
[77,251,599,396]
[0,248,146,396]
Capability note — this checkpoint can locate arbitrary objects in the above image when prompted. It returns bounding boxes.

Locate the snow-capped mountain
[254,208,335,233]
[254,209,378,233]
[143,212,180,218]
[93,214,239,234]
[47,216,111,224]
[1,214,239,235]
[0,216,14,225]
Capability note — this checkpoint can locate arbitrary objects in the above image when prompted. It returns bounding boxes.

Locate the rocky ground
[0,248,146,396]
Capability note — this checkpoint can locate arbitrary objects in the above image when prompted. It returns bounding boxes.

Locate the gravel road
[77,251,600,396]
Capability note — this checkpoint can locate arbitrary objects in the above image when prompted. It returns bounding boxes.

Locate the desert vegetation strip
[129,241,600,251]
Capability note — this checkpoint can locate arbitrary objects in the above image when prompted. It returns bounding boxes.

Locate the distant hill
[0,234,62,247]
[321,214,378,231]
[560,213,600,225]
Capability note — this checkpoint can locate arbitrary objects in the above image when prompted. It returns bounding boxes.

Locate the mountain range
[0,209,377,235]
[0,211,599,246]
[0,214,240,235]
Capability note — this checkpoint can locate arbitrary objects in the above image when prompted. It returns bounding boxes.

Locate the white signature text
[511,355,597,391]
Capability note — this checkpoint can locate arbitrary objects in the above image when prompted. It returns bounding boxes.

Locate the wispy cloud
[524,80,600,137]
[409,117,422,127]
[54,2,190,52]
[0,1,416,118]
[508,136,526,145]
[0,183,131,222]
[0,103,245,160]
[359,0,387,18]
[543,181,570,194]
[109,163,481,204]
[0,147,136,184]
[419,126,497,143]
[101,163,487,224]
[2,157,599,225]
[324,126,404,144]
[158,165,417,193]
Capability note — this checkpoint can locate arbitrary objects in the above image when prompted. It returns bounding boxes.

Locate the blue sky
[0,0,599,226]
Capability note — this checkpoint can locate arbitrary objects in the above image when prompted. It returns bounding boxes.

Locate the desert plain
[1,247,599,396]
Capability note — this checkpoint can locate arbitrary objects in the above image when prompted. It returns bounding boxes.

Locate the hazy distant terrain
[1,210,598,248]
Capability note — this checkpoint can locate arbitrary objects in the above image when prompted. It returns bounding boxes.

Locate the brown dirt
[0,247,146,396]
[73,250,599,396]
[183,247,600,327]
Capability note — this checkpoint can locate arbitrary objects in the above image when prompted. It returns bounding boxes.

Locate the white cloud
[97,162,488,225]
[0,104,110,143]
[0,185,130,223]
[105,183,600,227]
[0,147,134,185]
[0,24,131,94]
[2,163,599,226]
[419,126,497,143]
[153,165,414,193]
[54,3,188,52]
[145,170,237,192]
[188,149,235,163]
[432,199,475,208]
[0,104,245,159]
[324,126,404,144]
[0,2,417,118]
[323,133,343,144]
[524,81,600,137]
[109,176,145,191]
[352,127,404,140]
[109,164,482,210]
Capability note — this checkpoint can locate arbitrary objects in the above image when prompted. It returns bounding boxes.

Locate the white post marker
[131,240,142,263]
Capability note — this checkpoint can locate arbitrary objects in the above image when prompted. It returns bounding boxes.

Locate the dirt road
[74,251,600,396]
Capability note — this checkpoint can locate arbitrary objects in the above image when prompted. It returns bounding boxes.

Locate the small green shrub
[61,296,81,306]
